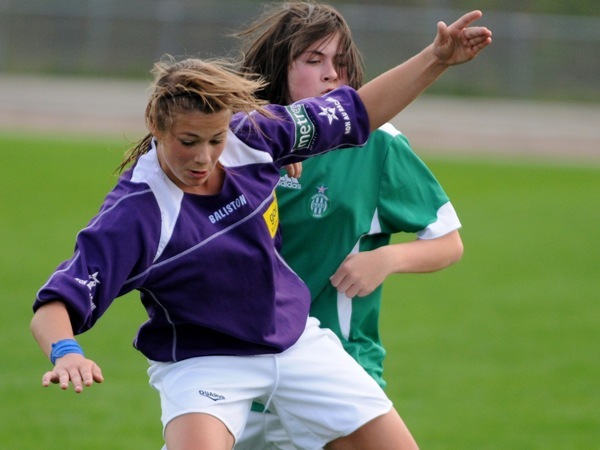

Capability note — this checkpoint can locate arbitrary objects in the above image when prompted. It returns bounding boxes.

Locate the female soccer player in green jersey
[233,2,490,448]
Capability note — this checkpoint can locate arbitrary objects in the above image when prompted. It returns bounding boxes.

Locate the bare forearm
[358,45,447,131]
[357,10,492,131]
[330,231,463,297]
[31,301,103,392]
[30,301,75,358]
[379,230,463,274]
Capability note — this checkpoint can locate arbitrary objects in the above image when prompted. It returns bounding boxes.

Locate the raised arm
[358,10,492,130]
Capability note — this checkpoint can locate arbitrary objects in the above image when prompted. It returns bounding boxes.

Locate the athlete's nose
[322,61,338,83]
[193,143,211,165]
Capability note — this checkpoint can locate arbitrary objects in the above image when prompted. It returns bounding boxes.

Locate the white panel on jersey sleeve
[417,201,462,240]
[378,122,403,137]
[219,130,274,168]
[131,142,184,261]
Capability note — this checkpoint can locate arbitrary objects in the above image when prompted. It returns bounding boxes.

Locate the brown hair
[117,56,268,173]
[235,1,364,105]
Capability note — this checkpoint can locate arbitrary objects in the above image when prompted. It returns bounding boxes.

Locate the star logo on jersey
[318,106,339,125]
[75,272,100,291]
[75,272,100,311]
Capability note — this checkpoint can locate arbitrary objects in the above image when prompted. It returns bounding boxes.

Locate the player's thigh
[165,412,235,450]
[325,408,418,450]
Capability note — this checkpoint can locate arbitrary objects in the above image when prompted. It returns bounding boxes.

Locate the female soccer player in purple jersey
[31,14,491,450]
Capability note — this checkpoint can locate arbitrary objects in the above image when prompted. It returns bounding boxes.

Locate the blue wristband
[50,339,84,365]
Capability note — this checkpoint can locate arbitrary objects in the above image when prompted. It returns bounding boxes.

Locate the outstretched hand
[433,10,492,66]
[42,353,104,393]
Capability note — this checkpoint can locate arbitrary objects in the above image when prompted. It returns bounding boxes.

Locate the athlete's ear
[148,117,160,139]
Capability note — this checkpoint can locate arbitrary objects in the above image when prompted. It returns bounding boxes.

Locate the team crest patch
[308,185,330,219]
[285,103,315,151]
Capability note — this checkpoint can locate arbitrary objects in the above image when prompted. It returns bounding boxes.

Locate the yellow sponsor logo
[263,196,279,238]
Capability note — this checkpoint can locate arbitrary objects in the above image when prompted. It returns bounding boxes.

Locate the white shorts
[235,409,297,450]
[149,317,392,450]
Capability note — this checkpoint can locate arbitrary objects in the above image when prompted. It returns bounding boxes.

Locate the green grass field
[1,133,598,449]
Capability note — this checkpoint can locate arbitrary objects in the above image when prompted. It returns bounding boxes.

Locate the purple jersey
[34,87,369,362]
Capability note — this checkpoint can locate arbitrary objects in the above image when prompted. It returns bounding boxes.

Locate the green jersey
[276,123,461,388]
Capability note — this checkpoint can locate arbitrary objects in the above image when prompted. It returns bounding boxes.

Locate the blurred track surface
[1,75,598,162]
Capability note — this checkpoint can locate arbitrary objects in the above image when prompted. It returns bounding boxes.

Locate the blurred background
[1,1,599,449]
[1,0,599,160]
[1,0,599,100]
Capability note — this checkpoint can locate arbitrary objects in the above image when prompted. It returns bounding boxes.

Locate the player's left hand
[433,10,492,66]
[42,353,104,393]
[330,250,388,298]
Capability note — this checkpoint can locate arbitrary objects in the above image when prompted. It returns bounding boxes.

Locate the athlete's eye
[303,53,322,65]
[335,57,348,69]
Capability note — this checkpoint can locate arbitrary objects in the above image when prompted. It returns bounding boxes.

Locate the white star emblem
[318,106,338,125]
